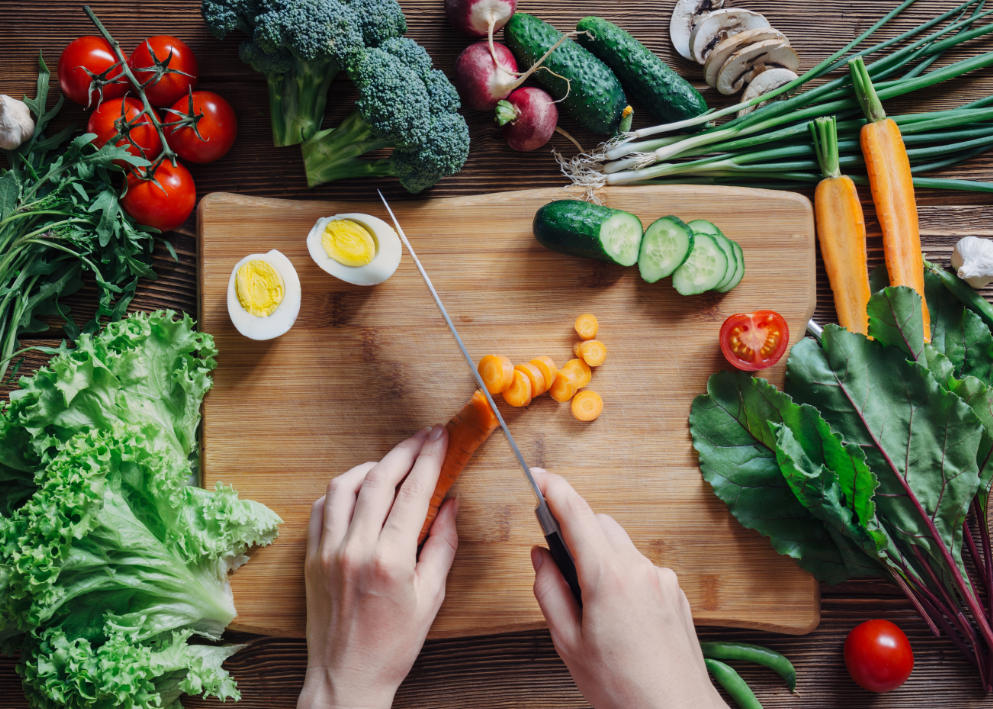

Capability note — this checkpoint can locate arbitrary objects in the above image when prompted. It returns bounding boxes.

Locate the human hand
[529,468,728,709]
[298,425,458,709]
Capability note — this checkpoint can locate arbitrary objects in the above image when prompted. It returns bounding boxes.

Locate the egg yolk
[322,220,377,268]
[235,259,285,317]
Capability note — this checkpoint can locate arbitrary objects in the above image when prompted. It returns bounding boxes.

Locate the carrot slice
[419,390,499,543]
[573,341,583,358]
[577,340,607,366]
[478,354,514,394]
[571,390,603,421]
[549,368,579,402]
[563,358,592,388]
[502,369,533,407]
[529,357,558,394]
[575,313,598,340]
[515,363,545,397]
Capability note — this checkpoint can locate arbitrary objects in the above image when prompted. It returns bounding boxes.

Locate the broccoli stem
[268,57,341,147]
[301,109,396,187]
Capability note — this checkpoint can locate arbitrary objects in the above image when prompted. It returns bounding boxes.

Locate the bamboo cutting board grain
[198,186,819,639]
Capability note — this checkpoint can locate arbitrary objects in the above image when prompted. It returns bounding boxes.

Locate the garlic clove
[0,95,35,151]
[951,236,993,289]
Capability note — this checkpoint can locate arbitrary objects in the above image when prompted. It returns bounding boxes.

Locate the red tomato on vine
[164,91,237,163]
[87,97,162,167]
[129,36,199,107]
[122,161,196,233]
[57,36,127,107]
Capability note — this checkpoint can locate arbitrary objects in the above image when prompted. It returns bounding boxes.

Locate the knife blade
[378,190,581,605]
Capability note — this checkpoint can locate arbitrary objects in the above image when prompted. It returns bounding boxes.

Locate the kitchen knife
[378,190,582,606]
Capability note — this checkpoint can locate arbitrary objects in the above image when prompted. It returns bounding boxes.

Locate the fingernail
[530,546,543,571]
[414,426,431,439]
[429,424,445,441]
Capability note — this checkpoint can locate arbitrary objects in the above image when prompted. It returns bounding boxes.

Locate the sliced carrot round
[502,369,533,407]
[578,340,607,367]
[515,363,545,397]
[529,357,558,394]
[478,354,514,394]
[573,341,583,358]
[549,368,579,402]
[575,313,598,340]
[563,358,592,388]
[572,390,603,421]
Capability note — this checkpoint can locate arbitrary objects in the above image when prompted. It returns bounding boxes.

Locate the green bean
[700,641,797,691]
[705,658,764,709]
[925,260,993,330]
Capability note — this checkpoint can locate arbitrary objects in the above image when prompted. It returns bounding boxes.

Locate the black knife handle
[544,530,582,607]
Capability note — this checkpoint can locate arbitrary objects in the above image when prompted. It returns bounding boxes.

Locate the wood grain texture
[198,187,819,638]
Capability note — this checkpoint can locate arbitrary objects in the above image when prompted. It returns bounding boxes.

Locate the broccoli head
[301,37,470,194]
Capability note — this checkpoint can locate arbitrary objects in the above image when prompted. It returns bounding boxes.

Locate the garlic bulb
[0,95,35,150]
[951,236,993,289]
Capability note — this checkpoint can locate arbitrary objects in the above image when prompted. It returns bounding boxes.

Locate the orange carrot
[577,340,607,367]
[575,313,598,340]
[478,354,514,393]
[571,390,603,421]
[850,57,930,341]
[563,358,592,388]
[529,357,558,393]
[515,362,545,397]
[419,390,499,544]
[502,369,533,407]
[573,341,583,358]
[549,368,579,402]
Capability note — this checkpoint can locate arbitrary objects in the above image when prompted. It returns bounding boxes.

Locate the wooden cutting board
[198,186,820,639]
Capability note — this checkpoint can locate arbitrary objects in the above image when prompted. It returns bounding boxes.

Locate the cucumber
[672,233,728,295]
[533,200,643,267]
[505,13,627,135]
[687,220,736,290]
[717,241,746,292]
[686,219,721,238]
[638,216,693,283]
[576,16,708,130]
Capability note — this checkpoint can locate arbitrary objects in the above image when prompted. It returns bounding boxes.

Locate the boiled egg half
[306,213,402,286]
[226,249,301,340]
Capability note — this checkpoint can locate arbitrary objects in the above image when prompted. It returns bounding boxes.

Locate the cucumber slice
[638,216,694,283]
[717,241,746,292]
[672,234,728,295]
[687,220,736,290]
[686,219,722,237]
[533,200,644,266]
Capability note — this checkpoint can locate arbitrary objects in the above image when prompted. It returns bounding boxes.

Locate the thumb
[531,546,581,649]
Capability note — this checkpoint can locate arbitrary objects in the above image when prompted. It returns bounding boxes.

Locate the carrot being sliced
[549,368,579,402]
[478,354,514,393]
[515,363,545,397]
[577,340,607,366]
[575,313,598,340]
[419,390,499,544]
[572,390,603,421]
[529,357,558,394]
[503,369,533,407]
[563,358,592,388]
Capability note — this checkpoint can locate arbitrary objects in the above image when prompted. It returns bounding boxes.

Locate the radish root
[491,30,590,102]
[554,126,585,153]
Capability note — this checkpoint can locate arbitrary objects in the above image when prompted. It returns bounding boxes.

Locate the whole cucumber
[505,13,627,135]
[577,16,708,129]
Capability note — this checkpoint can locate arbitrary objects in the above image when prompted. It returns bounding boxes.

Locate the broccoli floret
[301,38,469,194]
[347,0,407,47]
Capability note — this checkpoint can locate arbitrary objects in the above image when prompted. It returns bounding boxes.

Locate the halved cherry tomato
[164,91,237,163]
[57,36,127,107]
[845,619,914,693]
[86,97,162,168]
[129,36,199,107]
[122,161,195,233]
[719,310,789,371]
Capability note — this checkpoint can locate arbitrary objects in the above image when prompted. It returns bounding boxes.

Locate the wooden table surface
[4,0,993,706]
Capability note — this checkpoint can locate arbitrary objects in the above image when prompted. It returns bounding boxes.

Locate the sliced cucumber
[533,200,643,266]
[687,220,737,291]
[686,219,722,237]
[672,233,728,295]
[638,216,694,283]
[717,241,746,292]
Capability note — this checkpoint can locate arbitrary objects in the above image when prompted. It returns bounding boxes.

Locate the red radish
[495,87,558,152]
[453,41,519,111]
[445,0,517,39]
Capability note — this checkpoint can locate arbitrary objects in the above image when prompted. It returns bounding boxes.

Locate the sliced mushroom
[704,28,789,89]
[689,9,771,65]
[737,68,799,116]
[716,40,799,95]
[670,0,725,61]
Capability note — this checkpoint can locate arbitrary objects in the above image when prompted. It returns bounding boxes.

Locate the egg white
[226,249,302,341]
[306,213,402,286]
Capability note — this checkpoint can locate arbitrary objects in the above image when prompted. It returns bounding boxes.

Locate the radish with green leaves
[495,87,558,151]
[445,0,517,40]
[453,41,519,111]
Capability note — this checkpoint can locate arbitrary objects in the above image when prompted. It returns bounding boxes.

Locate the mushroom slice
[670,0,725,62]
[704,28,789,89]
[716,40,799,96]
[689,9,771,65]
[737,68,799,116]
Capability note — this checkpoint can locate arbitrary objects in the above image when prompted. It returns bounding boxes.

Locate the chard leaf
[867,286,925,361]
[869,264,889,294]
[926,268,993,381]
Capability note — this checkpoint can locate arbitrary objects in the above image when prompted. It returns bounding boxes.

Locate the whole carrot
[418,389,500,544]
[810,116,872,336]
[850,56,931,341]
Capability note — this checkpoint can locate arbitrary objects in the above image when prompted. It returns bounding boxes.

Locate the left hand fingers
[416,496,459,602]
[323,461,377,551]
[306,494,327,563]
[380,425,449,550]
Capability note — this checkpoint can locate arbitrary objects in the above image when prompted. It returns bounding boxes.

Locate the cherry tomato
[57,36,127,107]
[164,91,237,163]
[129,36,199,107]
[122,161,196,233]
[719,310,790,371]
[86,97,162,168]
[845,619,914,693]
